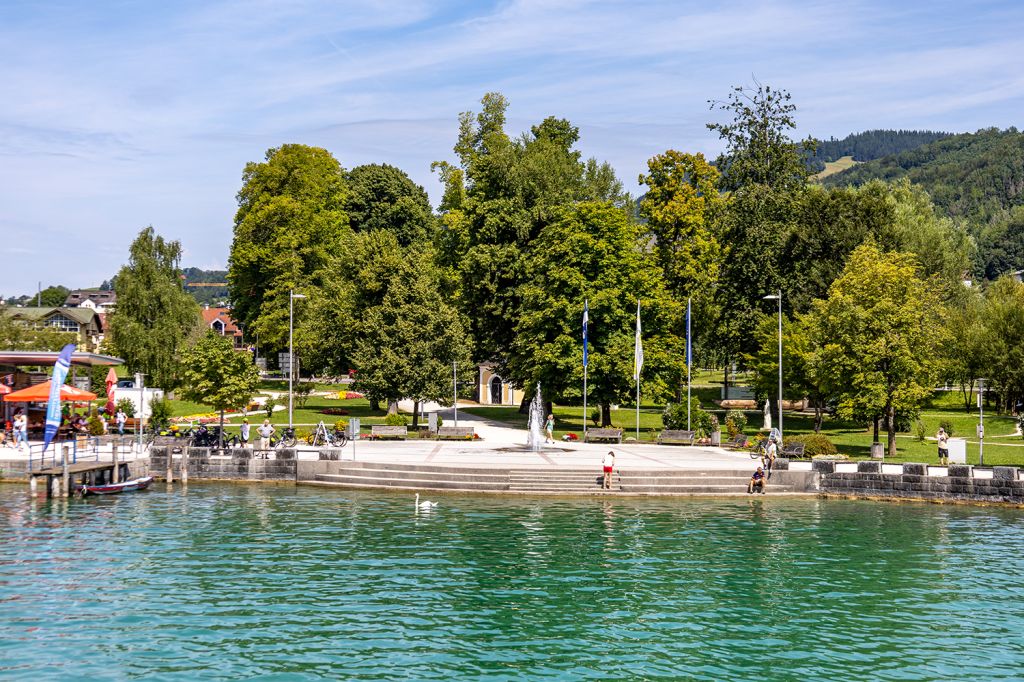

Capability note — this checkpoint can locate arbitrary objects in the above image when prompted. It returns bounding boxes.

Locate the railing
[26,436,104,471]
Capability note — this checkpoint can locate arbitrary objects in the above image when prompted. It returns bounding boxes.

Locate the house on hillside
[4,307,105,351]
[64,289,116,311]
[201,307,246,350]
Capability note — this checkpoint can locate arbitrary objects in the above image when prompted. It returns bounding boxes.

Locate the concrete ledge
[857,461,882,473]
[902,463,928,475]
[993,466,1018,481]
[812,460,836,474]
[948,464,973,478]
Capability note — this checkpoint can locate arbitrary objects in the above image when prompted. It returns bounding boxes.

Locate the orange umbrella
[3,380,97,403]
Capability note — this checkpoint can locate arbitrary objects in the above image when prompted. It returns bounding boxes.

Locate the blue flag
[686,298,692,369]
[42,343,76,453]
[582,299,589,368]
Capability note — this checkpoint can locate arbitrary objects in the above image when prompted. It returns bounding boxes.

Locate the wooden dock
[30,461,131,498]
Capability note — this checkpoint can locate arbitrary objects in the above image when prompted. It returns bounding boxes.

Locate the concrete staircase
[304,461,812,495]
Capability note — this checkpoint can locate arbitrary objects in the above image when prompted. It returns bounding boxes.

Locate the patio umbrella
[104,368,118,413]
[3,380,97,403]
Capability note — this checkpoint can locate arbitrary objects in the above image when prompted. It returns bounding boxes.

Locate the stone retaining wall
[812,460,1024,504]
[150,446,297,481]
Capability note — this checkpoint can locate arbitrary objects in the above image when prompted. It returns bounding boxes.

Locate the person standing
[116,408,127,436]
[258,419,275,451]
[762,434,778,480]
[937,427,949,466]
[13,410,27,451]
[602,450,615,490]
[240,418,251,446]
[545,414,554,444]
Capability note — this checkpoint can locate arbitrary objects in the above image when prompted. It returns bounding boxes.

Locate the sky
[2,0,1023,294]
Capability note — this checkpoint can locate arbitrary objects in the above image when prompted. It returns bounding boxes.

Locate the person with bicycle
[258,419,275,451]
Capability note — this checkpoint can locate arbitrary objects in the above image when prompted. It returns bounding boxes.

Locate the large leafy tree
[638,150,724,376]
[179,331,260,448]
[979,276,1024,413]
[812,244,944,456]
[228,144,349,354]
[346,163,434,246]
[507,201,682,426]
[38,285,70,307]
[108,227,200,389]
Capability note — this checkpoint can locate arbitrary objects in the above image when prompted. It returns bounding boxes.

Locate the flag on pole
[633,301,643,381]
[43,343,76,453]
[582,299,589,368]
[685,298,692,369]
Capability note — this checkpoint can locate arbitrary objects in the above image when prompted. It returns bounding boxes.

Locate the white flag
[633,300,643,381]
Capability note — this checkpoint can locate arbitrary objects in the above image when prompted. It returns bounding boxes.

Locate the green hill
[807,129,950,172]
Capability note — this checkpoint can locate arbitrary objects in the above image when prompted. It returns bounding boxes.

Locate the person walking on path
[602,451,615,490]
[937,427,949,465]
[240,418,251,446]
[13,411,27,451]
[258,419,275,451]
[545,414,554,444]
[116,408,127,436]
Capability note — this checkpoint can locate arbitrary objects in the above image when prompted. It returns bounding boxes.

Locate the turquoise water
[1,484,1023,681]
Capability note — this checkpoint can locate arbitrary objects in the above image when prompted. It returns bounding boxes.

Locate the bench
[781,442,806,458]
[585,428,623,443]
[657,430,695,445]
[724,434,749,449]
[437,426,475,440]
[370,425,408,440]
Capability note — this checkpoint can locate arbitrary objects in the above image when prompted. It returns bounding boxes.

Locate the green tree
[507,201,682,425]
[38,285,70,307]
[0,313,77,351]
[638,150,724,382]
[812,244,944,456]
[108,227,200,389]
[228,144,349,355]
[346,164,434,246]
[979,276,1024,413]
[941,289,988,412]
[179,331,260,448]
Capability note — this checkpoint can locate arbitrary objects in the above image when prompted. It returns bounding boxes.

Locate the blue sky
[2,0,1023,293]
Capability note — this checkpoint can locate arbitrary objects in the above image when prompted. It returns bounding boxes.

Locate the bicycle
[309,426,348,448]
[272,427,296,449]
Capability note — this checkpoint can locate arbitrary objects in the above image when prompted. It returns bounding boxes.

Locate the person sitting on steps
[748,467,766,494]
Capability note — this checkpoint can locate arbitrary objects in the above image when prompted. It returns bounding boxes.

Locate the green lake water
[1,483,1023,681]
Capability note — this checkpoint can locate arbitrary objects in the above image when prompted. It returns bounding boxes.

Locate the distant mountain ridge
[807,129,951,172]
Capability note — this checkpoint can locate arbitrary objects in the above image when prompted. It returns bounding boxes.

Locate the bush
[149,397,172,431]
[725,410,747,438]
[320,407,350,416]
[115,397,136,418]
[333,419,349,432]
[87,415,106,436]
[938,419,955,437]
[590,407,601,425]
[264,397,278,419]
[662,398,714,436]
[295,427,312,443]
[915,419,927,442]
[384,413,409,426]
[295,384,314,408]
[784,433,837,458]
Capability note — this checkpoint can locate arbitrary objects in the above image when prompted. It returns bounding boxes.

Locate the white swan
[415,493,438,511]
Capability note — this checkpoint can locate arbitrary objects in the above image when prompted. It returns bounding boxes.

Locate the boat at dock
[79,476,154,496]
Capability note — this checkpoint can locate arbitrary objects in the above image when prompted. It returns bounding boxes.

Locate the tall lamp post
[763,290,783,443]
[288,290,307,429]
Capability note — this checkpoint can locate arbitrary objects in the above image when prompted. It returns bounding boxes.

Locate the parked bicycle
[309,424,348,448]
[272,427,296,449]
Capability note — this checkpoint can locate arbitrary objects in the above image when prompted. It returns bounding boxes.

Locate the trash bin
[870,442,884,459]
[948,437,967,464]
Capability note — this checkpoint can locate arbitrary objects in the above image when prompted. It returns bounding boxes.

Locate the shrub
[784,433,836,458]
[725,410,747,438]
[333,419,349,432]
[938,419,955,437]
[662,398,714,436]
[148,397,172,431]
[915,419,927,442]
[590,408,601,425]
[115,397,136,418]
[384,413,409,426]
[295,427,312,443]
[320,407,350,416]
[87,415,106,436]
[295,384,314,408]
[263,397,278,419]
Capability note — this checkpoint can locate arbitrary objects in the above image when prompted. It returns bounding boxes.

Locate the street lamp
[763,291,783,443]
[978,378,986,466]
[288,290,307,429]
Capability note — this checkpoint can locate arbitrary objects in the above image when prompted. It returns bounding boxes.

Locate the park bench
[437,426,476,440]
[585,428,623,444]
[657,430,695,445]
[781,442,806,459]
[370,425,408,440]
[724,434,749,449]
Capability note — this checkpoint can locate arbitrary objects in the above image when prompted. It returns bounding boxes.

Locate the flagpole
[582,299,588,440]
[686,297,691,431]
[635,300,641,442]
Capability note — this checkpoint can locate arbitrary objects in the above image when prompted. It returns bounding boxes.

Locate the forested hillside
[824,128,1024,279]
[181,267,229,305]
[807,129,950,171]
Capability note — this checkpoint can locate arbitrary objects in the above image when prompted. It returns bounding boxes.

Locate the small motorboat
[80,476,154,496]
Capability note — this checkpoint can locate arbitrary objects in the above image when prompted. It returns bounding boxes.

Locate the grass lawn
[812,155,858,180]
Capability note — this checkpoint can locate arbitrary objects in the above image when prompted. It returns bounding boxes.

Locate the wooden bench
[724,434,749,449]
[437,426,475,440]
[657,430,695,445]
[584,428,623,443]
[370,425,408,440]
[781,442,806,458]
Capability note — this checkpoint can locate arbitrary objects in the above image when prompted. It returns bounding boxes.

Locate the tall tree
[346,164,434,246]
[228,144,349,354]
[812,244,944,456]
[38,285,70,307]
[979,276,1024,413]
[507,201,682,425]
[108,227,200,389]
[179,331,260,448]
